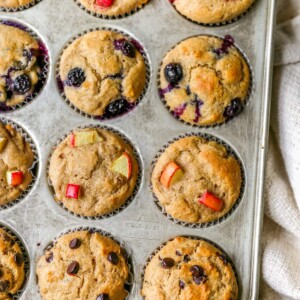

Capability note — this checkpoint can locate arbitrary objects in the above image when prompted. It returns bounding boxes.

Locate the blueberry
[105,99,128,117]
[164,63,183,85]
[121,41,135,58]
[13,74,31,94]
[67,68,86,87]
[223,98,243,119]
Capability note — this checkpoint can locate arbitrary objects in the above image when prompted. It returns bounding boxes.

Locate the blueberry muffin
[36,230,129,300]
[0,23,42,107]
[78,0,149,17]
[0,0,32,9]
[171,0,254,24]
[151,136,242,224]
[0,227,25,299]
[59,30,146,117]
[159,35,250,126]
[0,122,34,206]
[142,236,238,300]
[48,127,138,217]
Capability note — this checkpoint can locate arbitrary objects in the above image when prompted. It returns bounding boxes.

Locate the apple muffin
[48,127,138,217]
[0,0,33,9]
[151,136,242,224]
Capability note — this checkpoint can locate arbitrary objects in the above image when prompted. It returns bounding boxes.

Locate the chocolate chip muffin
[0,227,25,299]
[171,0,254,24]
[159,35,250,126]
[36,230,129,300]
[48,127,138,217]
[151,136,242,224]
[0,122,34,206]
[78,0,149,17]
[0,0,32,8]
[142,236,238,300]
[59,30,146,117]
[0,23,42,107]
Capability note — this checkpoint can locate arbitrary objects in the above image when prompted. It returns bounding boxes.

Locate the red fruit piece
[66,184,80,199]
[95,0,113,7]
[198,191,223,212]
[6,171,23,186]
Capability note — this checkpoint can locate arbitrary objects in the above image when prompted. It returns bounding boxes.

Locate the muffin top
[151,136,242,224]
[0,227,25,300]
[142,236,238,300]
[59,30,146,117]
[78,0,149,17]
[0,23,41,107]
[172,0,254,24]
[0,122,34,206]
[159,35,250,126]
[0,0,32,8]
[36,230,129,300]
[48,127,138,217]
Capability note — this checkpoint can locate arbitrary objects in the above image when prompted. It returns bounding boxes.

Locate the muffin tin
[0,0,276,298]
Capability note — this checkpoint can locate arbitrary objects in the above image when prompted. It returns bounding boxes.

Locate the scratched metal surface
[0,0,276,298]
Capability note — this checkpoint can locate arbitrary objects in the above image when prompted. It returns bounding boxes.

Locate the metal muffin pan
[0,0,276,298]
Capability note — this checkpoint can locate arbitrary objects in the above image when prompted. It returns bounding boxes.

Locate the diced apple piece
[111,152,132,179]
[0,137,7,152]
[198,191,223,212]
[160,162,183,188]
[6,171,23,186]
[66,184,80,199]
[69,130,103,147]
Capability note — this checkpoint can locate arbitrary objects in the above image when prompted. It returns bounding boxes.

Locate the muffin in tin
[0,122,34,206]
[159,35,250,126]
[151,136,242,224]
[0,23,42,107]
[142,236,238,299]
[59,30,146,117]
[36,230,129,300]
[0,227,26,299]
[48,127,139,217]
[78,0,149,17]
[171,0,254,24]
[0,0,33,9]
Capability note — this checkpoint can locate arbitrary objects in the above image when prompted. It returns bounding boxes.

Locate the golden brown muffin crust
[0,0,32,8]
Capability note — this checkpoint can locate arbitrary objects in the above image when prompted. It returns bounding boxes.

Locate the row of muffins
[0,226,238,299]
[0,21,251,126]
[1,0,254,25]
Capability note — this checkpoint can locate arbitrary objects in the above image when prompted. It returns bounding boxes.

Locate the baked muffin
[48,127,138,217]
[78,0,149,17]
[142,236,238,300]
[59,30,146,117]
[159,35,250,126]
[0,227,25,299]
[0,0,32,9]
[171,0,254,24]
[0,23,42,107]
[36,230,129,300]
[151,136,242,224]
[0,122,34,206]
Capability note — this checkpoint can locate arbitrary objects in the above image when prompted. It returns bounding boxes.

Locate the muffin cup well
[56,27,151,120]
[0,19,49,112]
[0,117,39,211]
[46,124,143,220]
[150,132,246,228]
[0,0,42,12]
[0,222,30,300]
[39,226,134,299]
[157,34,253,129]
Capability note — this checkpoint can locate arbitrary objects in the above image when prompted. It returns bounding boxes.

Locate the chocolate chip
[0,280,9,292]
[96,293,109,300]
[193,275,207,285]
[107,252,119,265]
[14,253,24,266]
[179,280,185,289]
[46,252,53,263]
[67,261,79,275]
[0,269,3,278]
[183,254,190,263]
[175,251,182,256]
[69,238,81,249]
[190,265,204,278]
[161,257,175,269]
[217,253,228,265]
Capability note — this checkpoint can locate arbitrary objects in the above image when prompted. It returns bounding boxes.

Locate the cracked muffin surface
[0,227,25,300]
[159,35,250,126]
[172,0,254,24]
[78,0,149,17]
[0,23,41,107]
[151,136,242,224]
[0,0,32,8]
[142,236,238,300]
[49,127,138,217]
[59,30,146,117]
[36,230,129,300]
[0,122,34,206]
